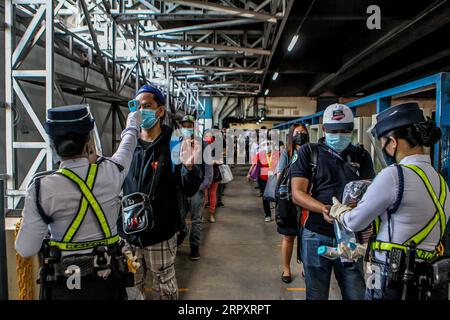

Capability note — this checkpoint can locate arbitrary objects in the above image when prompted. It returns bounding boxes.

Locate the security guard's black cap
[371,102,425,139]
[44,104,94,136]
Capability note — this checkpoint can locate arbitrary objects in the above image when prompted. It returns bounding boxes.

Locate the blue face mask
[181,128,194,138]
[141,109,158,129]
[325,133,352,153]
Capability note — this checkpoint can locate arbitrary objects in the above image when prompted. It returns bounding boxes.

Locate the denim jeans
[301,228,366,300]
[179,190,205,248]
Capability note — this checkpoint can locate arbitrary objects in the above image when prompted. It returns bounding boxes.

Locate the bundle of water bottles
[317,180,372,263]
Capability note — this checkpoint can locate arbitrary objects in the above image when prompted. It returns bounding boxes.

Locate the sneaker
[218,202,224,207]
[209,216,216,223]
[177,229,188,247]
[204,202,210,208]
[265,216,272,223]
[189,246,200,261]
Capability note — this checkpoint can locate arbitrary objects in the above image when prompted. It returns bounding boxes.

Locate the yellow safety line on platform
[286,288,306,292]
[145,288,189,292]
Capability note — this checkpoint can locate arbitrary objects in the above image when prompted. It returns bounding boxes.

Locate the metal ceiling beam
[260,0,294,92]
[168,62,264,74]
[141,18,263,36]
[345,46,450,95]
[160,0,278,23]
[79,0,113,92]
[143,36,271,56]
[152,50,247,57]
[198,82,261,88]
[308,0,450,96]
[200,90,258,95]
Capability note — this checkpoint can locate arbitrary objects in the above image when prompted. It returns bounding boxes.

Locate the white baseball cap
[322,103,354,131]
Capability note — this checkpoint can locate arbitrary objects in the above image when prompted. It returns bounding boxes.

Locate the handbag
[121,153,163,235]
[219,164,233,184]
[263,174,278,202]
[249,162,261,181]
[275,164,295,228]
[275,151,301,228]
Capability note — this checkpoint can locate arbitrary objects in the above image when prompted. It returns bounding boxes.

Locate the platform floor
[170,166,342,300]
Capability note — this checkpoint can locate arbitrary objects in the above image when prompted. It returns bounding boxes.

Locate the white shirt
[342,154,450,261]
[15,125,139,257]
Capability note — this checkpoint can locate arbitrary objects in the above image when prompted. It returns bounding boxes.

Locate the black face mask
[382,138,397,166]
[293,132,309,146]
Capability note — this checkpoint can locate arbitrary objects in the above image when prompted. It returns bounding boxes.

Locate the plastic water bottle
[334,220,358,264]
[317,246,340,260]
[278,184,288,200]
[334,220,357,245]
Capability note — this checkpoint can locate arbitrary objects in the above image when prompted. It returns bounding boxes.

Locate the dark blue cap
[44,104,94,136]
[371,102,425,139]
[135,84,166,106]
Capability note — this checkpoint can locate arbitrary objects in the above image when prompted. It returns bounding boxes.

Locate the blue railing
[273,72,450,174]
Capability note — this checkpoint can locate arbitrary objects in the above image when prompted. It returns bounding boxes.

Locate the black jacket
[120,126,201,247]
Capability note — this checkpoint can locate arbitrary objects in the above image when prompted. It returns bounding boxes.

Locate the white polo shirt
[15,125,139,258]
[342,154,450,262]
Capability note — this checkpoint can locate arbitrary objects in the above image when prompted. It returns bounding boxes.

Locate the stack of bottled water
[317,180,371,262]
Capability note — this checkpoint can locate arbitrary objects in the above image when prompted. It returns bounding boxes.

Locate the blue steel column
[436,73,450,254]
[0,179,8,300]
[376,97,391,113]
[435,73,450,178]
[198,97,213,130]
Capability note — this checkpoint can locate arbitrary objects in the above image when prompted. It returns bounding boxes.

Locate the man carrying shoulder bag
[120,85,201,300]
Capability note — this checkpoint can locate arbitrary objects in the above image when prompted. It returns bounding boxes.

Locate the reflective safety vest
[48,164,119,251]
[371,164,447,261]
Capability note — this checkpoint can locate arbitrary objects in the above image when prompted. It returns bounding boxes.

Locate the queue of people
[13,84,450,301]
[245,102,449,301]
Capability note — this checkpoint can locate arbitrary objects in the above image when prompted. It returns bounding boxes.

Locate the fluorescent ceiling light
[264,89,269,96]
[272,72,279,80]
[288,34,299,52]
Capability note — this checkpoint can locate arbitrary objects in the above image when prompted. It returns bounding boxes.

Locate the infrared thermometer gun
[128,99,139,112]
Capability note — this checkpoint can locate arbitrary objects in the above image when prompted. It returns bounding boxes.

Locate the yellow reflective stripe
[62,165,97,242]
[407,214,441,246]
[371,240,437,261]
[438,174,447,238]
[402,164,446,245]
[58,165,112,238]
[49,235,120,251]
[374,217,380,234]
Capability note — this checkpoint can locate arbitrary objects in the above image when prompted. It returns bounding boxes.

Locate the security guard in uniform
[330,102,450,300]
[15,104,142,300]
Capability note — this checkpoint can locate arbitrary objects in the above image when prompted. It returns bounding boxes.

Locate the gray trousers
[179,190,205,248]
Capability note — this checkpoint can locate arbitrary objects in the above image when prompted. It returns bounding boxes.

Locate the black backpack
[274,146,317,229]
[307,143,374,244]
